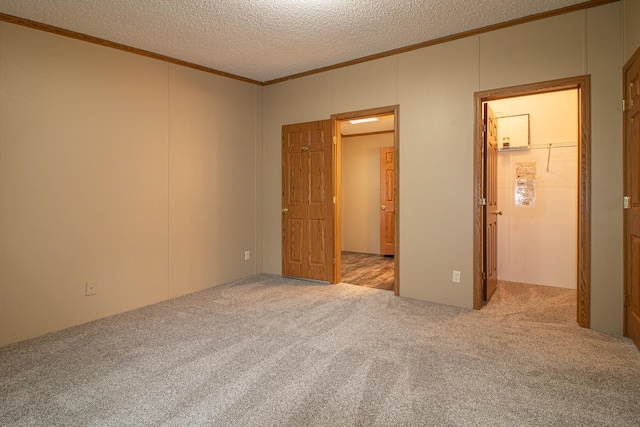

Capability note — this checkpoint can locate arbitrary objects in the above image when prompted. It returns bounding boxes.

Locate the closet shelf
[498,141,577,151]
[497,141,577,171]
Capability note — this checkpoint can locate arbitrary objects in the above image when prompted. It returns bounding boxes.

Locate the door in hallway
[624,48,640,349]
[282,120,334,282]
[380,146,395,255]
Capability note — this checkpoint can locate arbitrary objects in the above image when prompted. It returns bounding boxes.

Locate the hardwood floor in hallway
[341,251,394,291]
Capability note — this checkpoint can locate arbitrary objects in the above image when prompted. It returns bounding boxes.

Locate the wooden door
[380,147,395,255]
[624,48,640,349]
[484,103,499,301]
[282,120,334,282]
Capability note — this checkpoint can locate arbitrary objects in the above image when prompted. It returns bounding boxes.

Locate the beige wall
[263,3,625,334]
[586,4,624,333]
[342,133,394,254]
[0,23,263,346]
[624,0,640,62]
[396,36,479,307]
[168,65,262,298]
[490,91,578,290]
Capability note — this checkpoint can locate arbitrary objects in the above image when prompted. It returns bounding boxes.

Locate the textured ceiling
[0,0,591,83]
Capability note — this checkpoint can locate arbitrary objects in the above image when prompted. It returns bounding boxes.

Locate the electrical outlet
[452,271,461,283]
[85,281,97,296]
[244,251,250,261]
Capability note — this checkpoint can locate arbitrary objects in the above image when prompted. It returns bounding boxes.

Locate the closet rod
[533,141,577,150]
[545,142,577,170]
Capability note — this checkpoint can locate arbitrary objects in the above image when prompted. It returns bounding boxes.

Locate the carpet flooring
[1,275,639,426]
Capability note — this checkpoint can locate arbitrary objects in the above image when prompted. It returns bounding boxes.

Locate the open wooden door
[282,120,334,282]
[380,147,395,255]
[483,103,499,301]
[624,48,640,349]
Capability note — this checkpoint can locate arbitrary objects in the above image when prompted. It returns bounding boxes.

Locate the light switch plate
[86,281,97,296]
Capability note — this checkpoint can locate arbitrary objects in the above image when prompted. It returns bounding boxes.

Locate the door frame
[623,46,640,345]
[473,76,591,328]
[331,105,400,295]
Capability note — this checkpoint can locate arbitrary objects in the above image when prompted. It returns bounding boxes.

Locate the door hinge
[333,136,337,145]
[480,198,487,206]
[623,99,628,112]
[624,196,631,209]
[482,272,486,280]
[333,196,336,204]
[624,294,629,307]
[333,257,336,265]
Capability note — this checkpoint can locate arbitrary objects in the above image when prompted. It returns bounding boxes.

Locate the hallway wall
[342,133,394,254]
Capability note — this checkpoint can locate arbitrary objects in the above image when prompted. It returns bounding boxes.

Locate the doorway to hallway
[280,105,399,294]
[333,106,399,294]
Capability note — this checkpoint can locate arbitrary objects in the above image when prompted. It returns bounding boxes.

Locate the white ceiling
[0,0,591,83]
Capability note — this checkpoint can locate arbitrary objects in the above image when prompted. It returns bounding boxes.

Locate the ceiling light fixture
[349,117,378,125]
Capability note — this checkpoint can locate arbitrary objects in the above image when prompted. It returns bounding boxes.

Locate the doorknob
[381,205,386,210]
[491,210,503,215]
[282,208,288,213]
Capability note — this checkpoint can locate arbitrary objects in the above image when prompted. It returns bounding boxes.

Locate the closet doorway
[488,90,578,300]
[473,76,591,328]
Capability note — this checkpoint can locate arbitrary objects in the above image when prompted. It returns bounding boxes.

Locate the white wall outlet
[85,281,97,296]
[244,251,251,261]
[452,271,461,283]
